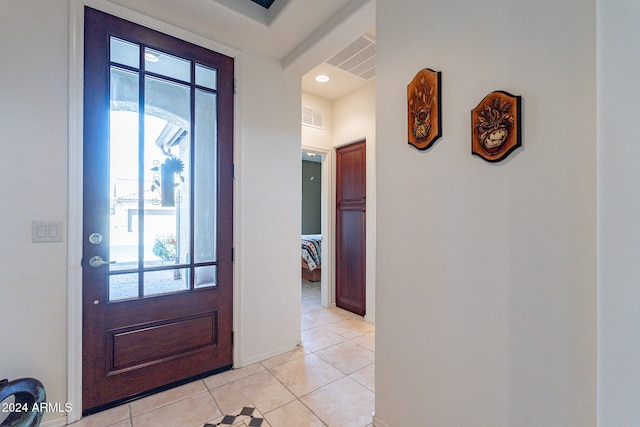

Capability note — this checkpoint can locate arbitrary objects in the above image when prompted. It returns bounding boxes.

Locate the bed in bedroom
[301,234,322,282]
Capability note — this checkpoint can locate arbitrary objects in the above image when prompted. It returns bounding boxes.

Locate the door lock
[88,256,116,268]
[88,233,103,244]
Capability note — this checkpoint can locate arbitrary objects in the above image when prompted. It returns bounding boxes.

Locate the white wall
[0,1,302,423]
[235,52,302,365]
[0,1,69,424]
[375,0,597,426]
[302,92,334,150]
[597,0,640,424]
[333,81,376,323]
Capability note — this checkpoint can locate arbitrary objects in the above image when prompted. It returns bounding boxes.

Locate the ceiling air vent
[302,107,324,129]
[326,35,375,80]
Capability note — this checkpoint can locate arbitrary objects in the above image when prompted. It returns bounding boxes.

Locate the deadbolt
[88,233,103,244]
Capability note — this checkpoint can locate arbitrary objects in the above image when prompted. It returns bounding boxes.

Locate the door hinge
[232,247,235,262]
[233,163,236,179]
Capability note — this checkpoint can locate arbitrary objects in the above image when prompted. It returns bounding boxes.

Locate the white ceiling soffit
[282,0,375,76]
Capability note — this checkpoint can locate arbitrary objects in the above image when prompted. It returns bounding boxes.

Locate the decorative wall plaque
[471,91,521,162]
[408,68,442,150]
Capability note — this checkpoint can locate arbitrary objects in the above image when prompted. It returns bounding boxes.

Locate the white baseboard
[373,414,391,427]
[237,342,301,367]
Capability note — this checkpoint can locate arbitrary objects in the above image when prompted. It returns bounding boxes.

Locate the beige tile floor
[69,280,375,427]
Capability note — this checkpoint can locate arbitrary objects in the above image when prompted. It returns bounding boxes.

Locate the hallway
[69,280,375,427]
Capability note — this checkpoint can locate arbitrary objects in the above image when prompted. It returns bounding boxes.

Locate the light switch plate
[32,221,64,243]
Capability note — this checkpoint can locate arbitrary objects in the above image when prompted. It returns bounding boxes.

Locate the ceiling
[108,0,375,100]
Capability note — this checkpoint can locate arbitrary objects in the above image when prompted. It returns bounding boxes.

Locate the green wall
[301,160,321,234]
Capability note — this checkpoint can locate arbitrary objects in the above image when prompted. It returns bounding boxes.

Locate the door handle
[89,256,116,268]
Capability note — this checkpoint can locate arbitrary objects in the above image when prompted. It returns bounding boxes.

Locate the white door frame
[301,145,334,309]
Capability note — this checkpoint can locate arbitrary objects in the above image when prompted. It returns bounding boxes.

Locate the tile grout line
[259,358,330,427]
[126,381,214,422]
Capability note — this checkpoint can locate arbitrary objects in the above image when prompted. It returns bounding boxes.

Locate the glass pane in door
[109,66,140,300]
[195,266,216,289]
[195,64,217,90]
[110,272,139,301]
[194,89,217,266]
[110,37,139,68]
[144,47,191,83]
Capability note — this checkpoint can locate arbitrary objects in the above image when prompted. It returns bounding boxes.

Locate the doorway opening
[301,147,332,312]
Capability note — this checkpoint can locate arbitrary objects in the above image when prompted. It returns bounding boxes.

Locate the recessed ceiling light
[315,74,330,83]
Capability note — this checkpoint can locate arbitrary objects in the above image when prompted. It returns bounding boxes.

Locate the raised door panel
[336,206,366,315]
[336,144,366,203]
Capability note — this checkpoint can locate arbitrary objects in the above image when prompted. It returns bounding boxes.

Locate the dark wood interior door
[336,140,366,316]
[82,7,234,413]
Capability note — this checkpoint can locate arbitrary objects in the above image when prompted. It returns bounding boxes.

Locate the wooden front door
[335,141,366,316]
[82,7,234,413]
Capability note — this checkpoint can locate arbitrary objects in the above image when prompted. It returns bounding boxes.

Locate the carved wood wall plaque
[408,68,442,150]
[471,91,522,162]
